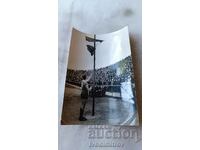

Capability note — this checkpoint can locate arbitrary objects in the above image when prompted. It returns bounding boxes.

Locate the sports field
[61,86,138,125]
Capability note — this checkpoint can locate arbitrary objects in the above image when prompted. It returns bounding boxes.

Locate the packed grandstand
[66,55,135,97]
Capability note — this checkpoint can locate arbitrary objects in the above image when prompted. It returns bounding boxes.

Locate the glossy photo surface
[61,27,139,125]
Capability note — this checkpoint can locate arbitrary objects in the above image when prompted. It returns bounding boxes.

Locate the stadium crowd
[66,56,134,96]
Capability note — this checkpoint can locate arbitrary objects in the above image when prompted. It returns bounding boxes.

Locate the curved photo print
[61,27,139,125]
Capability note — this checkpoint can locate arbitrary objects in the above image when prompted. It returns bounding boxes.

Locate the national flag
[86,45,95,56]
[86,36,103,43]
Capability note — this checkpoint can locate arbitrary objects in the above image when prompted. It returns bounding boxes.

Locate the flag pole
[92,34,96,116]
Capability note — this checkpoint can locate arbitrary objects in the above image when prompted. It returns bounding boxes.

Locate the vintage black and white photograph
[61,27,139,125]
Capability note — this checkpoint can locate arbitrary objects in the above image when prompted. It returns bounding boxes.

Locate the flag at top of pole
[85,36,104,56]
[86,36,103,43]
[86,45,95,56]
